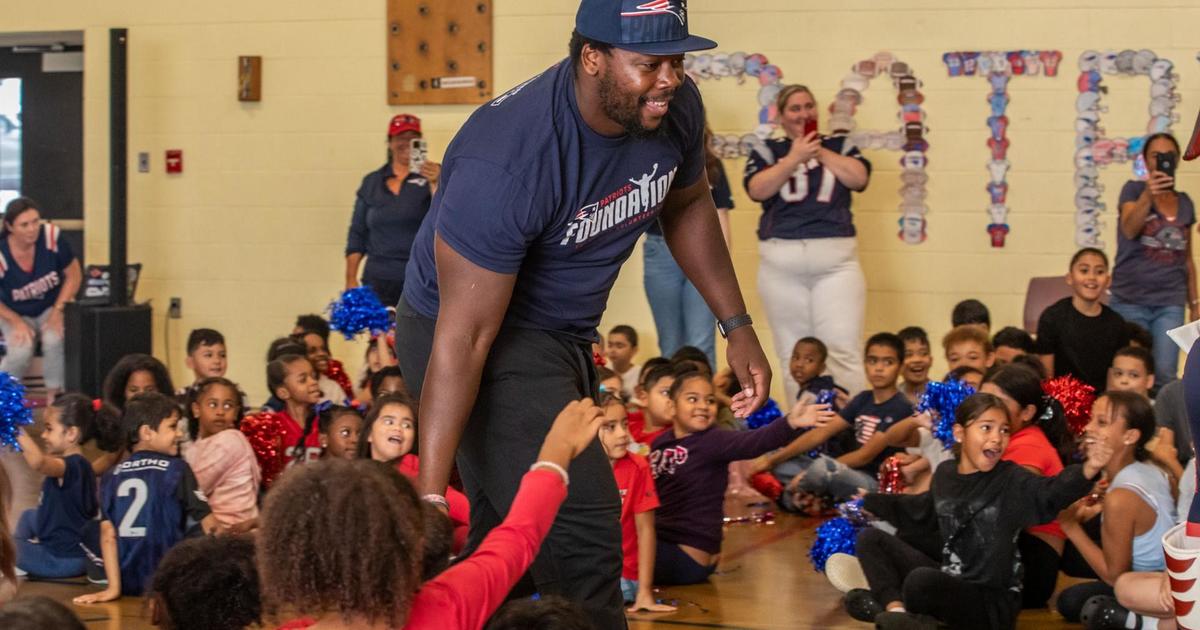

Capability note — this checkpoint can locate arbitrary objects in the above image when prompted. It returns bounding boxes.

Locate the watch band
[717,313,753,338]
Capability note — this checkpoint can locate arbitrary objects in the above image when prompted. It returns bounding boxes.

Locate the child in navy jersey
[14,394,119,578]
[73,393,215,603]
[650,369,836,585]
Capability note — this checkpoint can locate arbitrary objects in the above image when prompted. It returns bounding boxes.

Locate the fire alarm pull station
[166,149,183,174]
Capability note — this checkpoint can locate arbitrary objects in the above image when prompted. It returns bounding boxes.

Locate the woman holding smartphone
[345,114,441,307]
[744,84,872,398]
[1111,132,1195,389]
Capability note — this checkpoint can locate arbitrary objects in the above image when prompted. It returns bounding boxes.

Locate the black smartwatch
[716,313,753,338]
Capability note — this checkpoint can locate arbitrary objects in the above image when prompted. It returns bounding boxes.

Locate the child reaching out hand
[650,369,836,585]
[14,394,120,578]
[850,393,1113,630]
[264,398,609,630]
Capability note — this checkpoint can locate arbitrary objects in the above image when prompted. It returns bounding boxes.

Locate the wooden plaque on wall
[387,0,494,105]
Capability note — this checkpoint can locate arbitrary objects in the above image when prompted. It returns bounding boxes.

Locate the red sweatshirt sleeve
[403,469,566,630]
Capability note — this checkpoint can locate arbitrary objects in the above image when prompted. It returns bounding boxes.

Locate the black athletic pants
[857,528,1021,630]
[395,299,627,630]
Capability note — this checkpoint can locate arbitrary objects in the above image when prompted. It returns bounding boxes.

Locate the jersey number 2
[117,478,149,538]
[780,164,836,203]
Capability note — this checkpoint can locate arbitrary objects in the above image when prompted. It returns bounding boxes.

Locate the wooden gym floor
[6,454,1075,629]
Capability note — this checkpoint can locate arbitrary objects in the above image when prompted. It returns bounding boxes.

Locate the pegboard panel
[387,0,493,105]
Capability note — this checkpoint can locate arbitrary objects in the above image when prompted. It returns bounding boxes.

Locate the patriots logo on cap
[621,0,685,25]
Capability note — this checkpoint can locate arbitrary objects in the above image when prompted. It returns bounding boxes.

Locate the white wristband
[421,494,449,511]
[530,461,569,486]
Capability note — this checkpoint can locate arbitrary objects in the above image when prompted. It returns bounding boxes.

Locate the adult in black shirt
[344,114,441,306]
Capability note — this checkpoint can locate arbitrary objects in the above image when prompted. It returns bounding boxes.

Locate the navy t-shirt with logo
[402,59,706,340]
[743,136,870,241]
[836,390,914,474]
[0,224,76,317]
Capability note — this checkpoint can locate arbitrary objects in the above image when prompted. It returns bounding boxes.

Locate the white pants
[757,237,866,400]
[0,309,64,390]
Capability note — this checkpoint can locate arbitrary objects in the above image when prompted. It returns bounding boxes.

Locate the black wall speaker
[64,303,151,397]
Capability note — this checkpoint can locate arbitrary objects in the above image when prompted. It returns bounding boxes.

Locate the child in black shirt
[1035,248,1127,392]
[851,393,1111,630]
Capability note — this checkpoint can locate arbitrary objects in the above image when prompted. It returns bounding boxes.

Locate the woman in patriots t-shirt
[0,197,81,400]
[744,85,872,400]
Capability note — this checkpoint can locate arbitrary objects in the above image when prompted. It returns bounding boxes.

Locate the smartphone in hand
[409,138,428,174]
[1156,151,1177,188]
[803,118,818,137]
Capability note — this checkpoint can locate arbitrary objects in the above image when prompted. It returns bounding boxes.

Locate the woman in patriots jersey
[0,197,82,401]
[73,393,216,603]
[744,85,871,399]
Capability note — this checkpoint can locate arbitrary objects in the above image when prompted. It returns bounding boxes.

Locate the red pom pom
[749,471,783,501]
[324,359,354,401]
[241,411,287,488]
[878,455,906,494]
[593,352,607,368]
[1042,375,1096,437]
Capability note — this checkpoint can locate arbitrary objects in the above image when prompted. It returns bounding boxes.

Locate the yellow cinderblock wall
[3,1,1198,401]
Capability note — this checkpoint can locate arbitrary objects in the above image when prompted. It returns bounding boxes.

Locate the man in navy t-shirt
[396,1,771,625]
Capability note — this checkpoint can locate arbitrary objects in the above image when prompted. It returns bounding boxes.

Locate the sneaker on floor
[873,611,942,630]
[844,588,884,623]
[13,567,27,578]
[86,562,107,585]
[825,552,869,593]
[1080,595,1130,630]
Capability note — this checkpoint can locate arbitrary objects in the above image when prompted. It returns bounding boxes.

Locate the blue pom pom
[809,517,861,572]
[0,372,33,452]
[917,379,976,449]
[328,287,393,340]
[746,398,782,430]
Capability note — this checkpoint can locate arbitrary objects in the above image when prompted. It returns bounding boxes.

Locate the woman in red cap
[344,114,441,307]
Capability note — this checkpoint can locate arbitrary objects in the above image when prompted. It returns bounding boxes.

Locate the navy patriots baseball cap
[576,0,717,56]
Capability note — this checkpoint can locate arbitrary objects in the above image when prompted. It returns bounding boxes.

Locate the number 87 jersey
[742,135,871,241]
[99,451,212,596]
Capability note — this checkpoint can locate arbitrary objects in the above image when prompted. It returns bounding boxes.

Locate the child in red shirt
[358,393,470,551]
[259,354,324,467]
[597,394,675,614]
[627,362,678,452]
[262,398,608,630]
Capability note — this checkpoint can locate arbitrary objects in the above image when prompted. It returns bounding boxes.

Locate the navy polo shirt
[346,165,433,283]
[403,59,707,340]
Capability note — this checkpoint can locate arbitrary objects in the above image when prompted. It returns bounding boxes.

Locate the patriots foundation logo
[620,0,686,25]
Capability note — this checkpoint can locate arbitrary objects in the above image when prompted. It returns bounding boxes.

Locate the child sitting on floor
[261,353,324,466]
[148,534,261,630]
[102,353,175,411]
[358,393,469,550]
[597,394,674,614]
[262,399,606,629]
[755,334,913,506]
[991,326,1036,367]
[897,327,932,404]
[942,325,995,375]
[1036,247,1127,393]
[846,393,1111,630]
[183,377,260,532]
[319,405,363,460]
[74,393,217,603]
[14,394,119,578]
[650,369,835,585]
[628,362,677,450]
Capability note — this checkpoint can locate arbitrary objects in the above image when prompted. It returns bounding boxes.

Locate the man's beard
[597,70,668,140]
